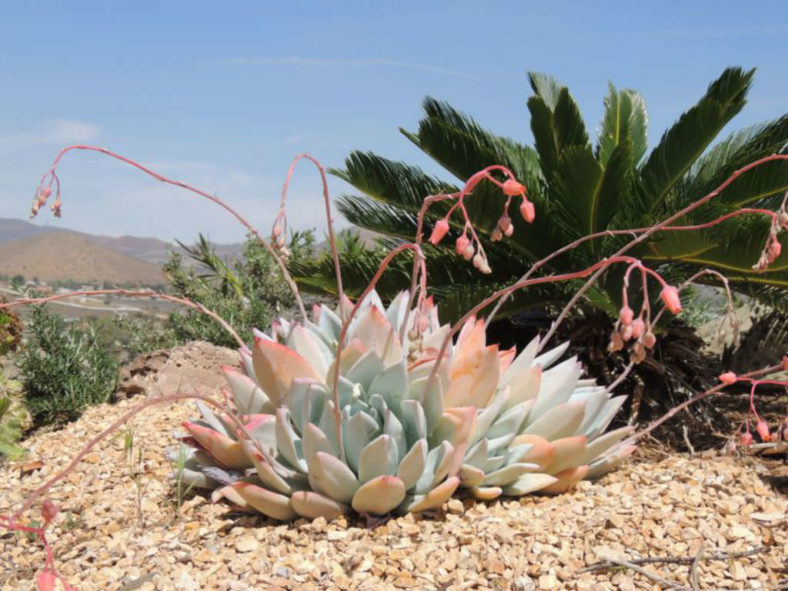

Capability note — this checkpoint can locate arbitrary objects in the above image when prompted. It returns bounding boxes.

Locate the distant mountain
[0,218,243,265]
[0,232,167,286]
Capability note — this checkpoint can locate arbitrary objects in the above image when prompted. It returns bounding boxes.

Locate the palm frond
[639,67,755,214]
[596,83,648,166]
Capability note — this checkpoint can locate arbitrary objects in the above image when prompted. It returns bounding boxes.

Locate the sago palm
[292,67,788,324]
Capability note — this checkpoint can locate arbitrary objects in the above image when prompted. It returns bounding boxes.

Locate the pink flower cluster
[428,171,535,276]
[719,368,788,448]
[608,262,683,364]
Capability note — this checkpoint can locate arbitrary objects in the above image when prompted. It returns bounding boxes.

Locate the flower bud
[642,331,657,349]
[718,371,737,386]
[629,342,646,364]
[631,318,645,339]
[621,324,633,342]
[417,313,429,333]
[463,244,475,260]
[455,235,470,256]
[608,331,624,352]
[782,356,788,371]
[480,261,492,274]
[618,306,634,325]
[769,237,782,259]
[491,228,503,242]
[272,224,281,239]
[739,431,753,446]
[502,179,525,196]
[503,222,514,237]
[429,219,450,245]
[41,499,58,524]
[660,285,682,314]
[472,254,483,270]
[755,419,771,442]
[519,199,535,223]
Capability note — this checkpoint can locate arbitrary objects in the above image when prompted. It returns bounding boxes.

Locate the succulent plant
[0,372,30,461]
[172,290,634,520]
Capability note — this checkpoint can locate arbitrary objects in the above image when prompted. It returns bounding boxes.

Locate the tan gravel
[1,395,786,590]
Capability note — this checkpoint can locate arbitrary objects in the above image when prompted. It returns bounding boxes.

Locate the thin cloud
[0,119,101,146]
[210,56,475,79]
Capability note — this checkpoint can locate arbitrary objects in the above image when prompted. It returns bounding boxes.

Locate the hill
[0,232,166,286]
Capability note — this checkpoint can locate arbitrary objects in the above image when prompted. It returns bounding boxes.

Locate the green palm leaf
[639,67,755,214]
[597,83,648,166]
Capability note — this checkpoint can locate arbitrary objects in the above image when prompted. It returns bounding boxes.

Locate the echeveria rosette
[172,290,635,521]
[443,318,636,500]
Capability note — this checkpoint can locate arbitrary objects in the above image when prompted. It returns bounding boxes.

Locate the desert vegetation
[0,69,786,589]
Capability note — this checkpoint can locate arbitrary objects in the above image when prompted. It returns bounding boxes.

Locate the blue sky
[0,1,786,243]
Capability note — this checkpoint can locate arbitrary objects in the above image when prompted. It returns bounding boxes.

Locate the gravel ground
[1,395,786,590]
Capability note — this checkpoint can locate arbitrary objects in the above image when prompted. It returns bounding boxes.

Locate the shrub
[162,231,316,348]
[17,306,119,425]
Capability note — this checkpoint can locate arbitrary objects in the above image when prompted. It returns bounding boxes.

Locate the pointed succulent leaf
[241,414,278,457]
[351,475,406,515]
[544,436,587,475]
[509,434,556,470]
[182,421,251,469]
[358,434,399,483]
[286,379,328,433]
[533,342,570,369]
[409,376,444,437]
[464,438,489,470]
[524,401,586,440]
[486,403,529,441]
[369,361,408,412]
[502,473,558,496]
[345,349,385,393]
[414,440,453,494]
[399,476,460,513]
[195,401,231,438]
[399,399,427,445]
[383,408,408,461]
[290,490,349,520]
[253,337,322,407]
[472,486,503,501]
[504,443,533,465]
[343,410,380,473]
[482,463,540,486]
[275,408,307,473]
[581,426,634,464]
[473,385,511,445]
[482,454,507,473]
[504,367,542,411]
[318,400,341,455]
[311,451,360,503]
[302,422,335,469]
[529,358,582,420]
[587,445,637,479]
[571,389,609,434]
[501,337,540,387]
[445,341,500,408]
[540,465,589,495]
[396,439,428,491]
[222,366,272,415]
[459,464,486,488]
[287,325,331,379]
[232,482,297,520]
[353,305,403,366]
[584,396,627,439]
[247,448,293,495]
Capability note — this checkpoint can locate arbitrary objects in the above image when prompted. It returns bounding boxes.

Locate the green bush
[162,231,316,348]
[18,306,119,425]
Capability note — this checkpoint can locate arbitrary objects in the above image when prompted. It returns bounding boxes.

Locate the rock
[116,341,239,400]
